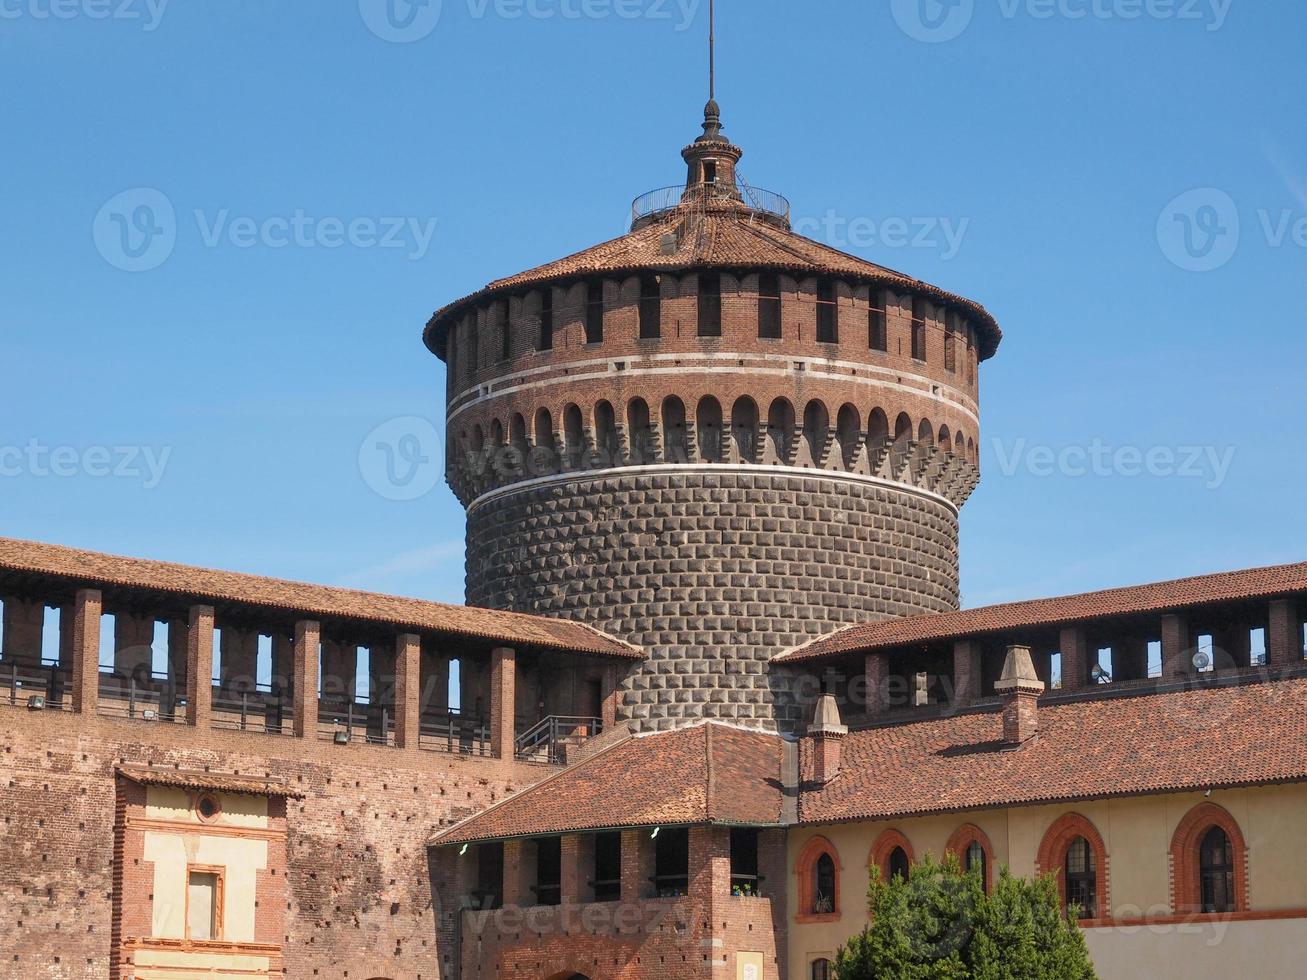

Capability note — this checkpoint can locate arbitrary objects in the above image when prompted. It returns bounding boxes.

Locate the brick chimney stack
[995,645,1045,746]
[811,694,849,784]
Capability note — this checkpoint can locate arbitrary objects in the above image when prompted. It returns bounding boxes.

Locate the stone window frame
[1169,802,1249,916]
[945,823,994,894]
[795,835,842,924]
[1036,812,1110,921]
[184,863,226,943]
[194,791,222,824]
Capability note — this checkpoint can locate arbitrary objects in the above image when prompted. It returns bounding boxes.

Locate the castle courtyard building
[3,97,1307,980]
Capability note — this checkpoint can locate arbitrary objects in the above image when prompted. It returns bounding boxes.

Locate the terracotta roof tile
[0,537,641,660]
[423,207,1001,359]
[799,676,1307,825]
[432,723,786,846]
[117,765,302,798]
[776,560,1307,665]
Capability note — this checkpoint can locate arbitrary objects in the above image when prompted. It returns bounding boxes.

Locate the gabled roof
[798,675,1307,825]
[431,723,787,847]
[423,206,1001,359]
[0,537,641,660]
[776,559,1307,665]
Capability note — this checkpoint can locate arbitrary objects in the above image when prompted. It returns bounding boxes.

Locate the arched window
[944,315,958,372]
[946,823,994,894]
[811,958,833,980]
[639,275,661,340]
[1170,802,1248,915]
[816,279,839,344]
[1200,827,1235,914]
[795,836,841,923]
[1064,838,1096,920]
[584,281,604,345]
[917,418,934,447]
[759,272,782,339]
[888,847,910,883]
[966,841,986,882]
[1037,813,1108,921]
[465,314,479,382]
[814,854,836,913]
[698,273,722,337]
[870,829,916,886]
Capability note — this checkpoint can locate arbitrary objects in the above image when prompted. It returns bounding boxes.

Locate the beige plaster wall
[787,784,1307,979]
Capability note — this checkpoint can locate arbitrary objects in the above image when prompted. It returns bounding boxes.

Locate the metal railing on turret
[631,180,790,228]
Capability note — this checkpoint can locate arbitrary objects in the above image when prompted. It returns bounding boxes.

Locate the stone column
[1269,600,1302,667]
[490,647,516,760]
[292,620,320,738]
[1162,614,1190,680]
[1059,627,1089,692]
[185,606,215,728]
[70,589,102,715]
[395,633,421,750]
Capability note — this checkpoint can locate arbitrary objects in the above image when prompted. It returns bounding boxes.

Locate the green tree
[834,854,1097,980]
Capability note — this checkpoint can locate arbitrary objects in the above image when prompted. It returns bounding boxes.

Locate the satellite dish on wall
[1193,651,1212,671]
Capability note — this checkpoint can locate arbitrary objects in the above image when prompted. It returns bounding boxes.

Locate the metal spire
[709,0,715,102]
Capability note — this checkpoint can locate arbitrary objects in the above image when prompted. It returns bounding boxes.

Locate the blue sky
[2,0,1304,610]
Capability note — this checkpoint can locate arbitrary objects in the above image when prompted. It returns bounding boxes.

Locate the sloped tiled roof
[0,537,640,659]
[798,676,1307,825]
[424,205,1001,359]
[776,560,1307,665]
[431,723,786,846]
[117,765,302,798]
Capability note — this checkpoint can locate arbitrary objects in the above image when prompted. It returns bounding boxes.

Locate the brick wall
[0,707,549,980]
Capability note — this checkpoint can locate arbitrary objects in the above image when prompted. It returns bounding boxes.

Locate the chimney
[811,694,848,784]
[994,645,1045,746]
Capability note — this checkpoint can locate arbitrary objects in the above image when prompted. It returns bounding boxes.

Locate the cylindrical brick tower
[424,102,1002,732]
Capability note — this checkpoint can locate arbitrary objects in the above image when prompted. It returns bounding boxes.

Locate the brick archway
[795,834,842,924]
[945,823,995,893]
[1036,812,1109,920]
[1169,802,1249,915]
